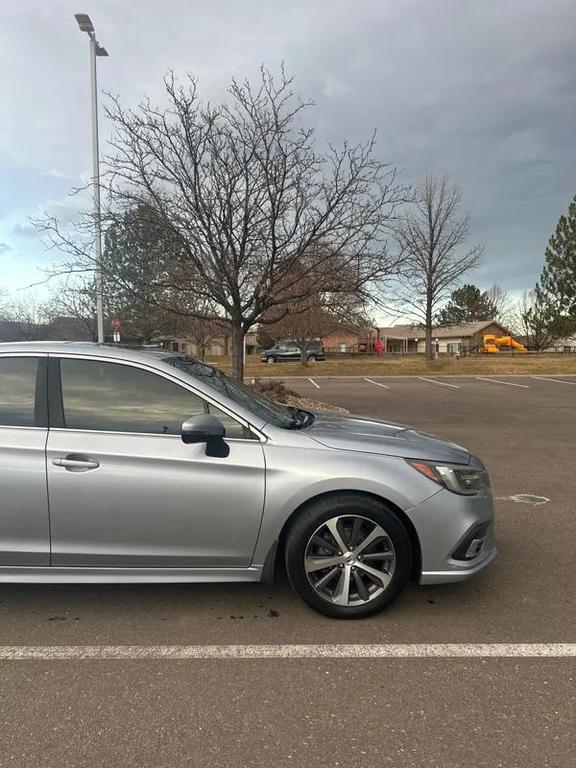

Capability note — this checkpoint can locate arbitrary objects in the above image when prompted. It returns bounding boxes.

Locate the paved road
[1,660,574,767]
[1,375,574,767]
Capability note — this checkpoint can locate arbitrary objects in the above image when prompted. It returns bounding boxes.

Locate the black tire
[285,493,412,619]
[308,354,317,362]
[267,357,275,364]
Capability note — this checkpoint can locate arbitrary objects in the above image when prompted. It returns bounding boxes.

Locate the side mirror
[181,414,230,458]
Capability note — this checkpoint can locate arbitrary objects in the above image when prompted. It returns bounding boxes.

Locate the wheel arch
[261,489,422,584]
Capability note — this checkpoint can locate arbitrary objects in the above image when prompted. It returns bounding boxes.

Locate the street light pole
[89,34,105,344]
[75,14,108,344]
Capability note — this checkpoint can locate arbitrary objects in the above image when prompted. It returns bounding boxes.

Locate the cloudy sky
[1,0,575,305]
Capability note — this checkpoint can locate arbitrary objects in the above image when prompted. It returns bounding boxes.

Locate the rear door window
[0,357,40,427]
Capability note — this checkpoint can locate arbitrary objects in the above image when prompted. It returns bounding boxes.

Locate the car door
[285,346,300,360]
[278,345,298,361]
[0,354,50,566]
[46,355,266,568]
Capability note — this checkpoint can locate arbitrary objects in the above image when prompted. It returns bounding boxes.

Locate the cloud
[499,129,546,165]
[0,0,575,295]
[0,242,12,253]
[323,78,351,100]
[12,222,38,238]
[41,168,70,179]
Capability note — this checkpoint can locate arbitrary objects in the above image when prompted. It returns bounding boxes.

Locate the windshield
[164,356,295,428]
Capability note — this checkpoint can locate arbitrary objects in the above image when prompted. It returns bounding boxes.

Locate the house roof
[323,323,373,336]
[377,320,507,340]
[548,335,576,346]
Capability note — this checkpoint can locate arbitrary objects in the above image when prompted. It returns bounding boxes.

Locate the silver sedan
[0,342,496,618]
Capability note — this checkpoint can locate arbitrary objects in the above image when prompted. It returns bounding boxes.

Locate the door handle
[52,455,100,471]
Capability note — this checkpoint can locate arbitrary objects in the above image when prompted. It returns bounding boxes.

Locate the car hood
[305,413,470,464]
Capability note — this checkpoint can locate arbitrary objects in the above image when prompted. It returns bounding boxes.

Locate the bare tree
[485,283,514,324]
[169,300,225,360]
[43,279,99,341]
[511,290,555,351]
[0,295,49,340]
[180,318,222,360]
[392,175,484,358]
[39,68,408,379]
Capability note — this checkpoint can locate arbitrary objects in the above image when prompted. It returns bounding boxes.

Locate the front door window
[59,358,206,435]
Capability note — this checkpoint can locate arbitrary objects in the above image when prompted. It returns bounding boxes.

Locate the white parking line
[476,376,530,389]
[308,378,320,389]
[0,644,574,659]
[363,377,390,390]
[418,377,459,389]
[532,376,576,386]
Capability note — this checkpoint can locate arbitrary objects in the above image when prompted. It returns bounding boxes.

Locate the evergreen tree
[102,204,185,343]
[536,194,576,336]
[436,284,497,326]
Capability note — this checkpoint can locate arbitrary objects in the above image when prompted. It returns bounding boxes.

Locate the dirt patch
[252,379,349,415]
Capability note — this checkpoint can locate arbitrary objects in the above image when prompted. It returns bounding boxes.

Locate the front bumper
[406,485,497,586]
[420,545,497,584]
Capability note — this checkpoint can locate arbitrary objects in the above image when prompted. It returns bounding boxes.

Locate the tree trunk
[231,323,245,380]
[300,342,309,367]
[425,293,433,360]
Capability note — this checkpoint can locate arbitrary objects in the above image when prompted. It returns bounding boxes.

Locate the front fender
[251,443,440,567]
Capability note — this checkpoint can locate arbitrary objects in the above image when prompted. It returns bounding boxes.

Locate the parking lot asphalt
[1,375,575,767]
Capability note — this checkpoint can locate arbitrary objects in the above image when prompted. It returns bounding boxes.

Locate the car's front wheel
[285,494,412,619]
[266,357,275,364]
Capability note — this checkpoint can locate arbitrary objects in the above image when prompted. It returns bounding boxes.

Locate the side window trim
[34,357,49,428]
[47,356,65,428]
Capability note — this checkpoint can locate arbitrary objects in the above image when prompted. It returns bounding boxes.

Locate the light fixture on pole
[74,13,108,344]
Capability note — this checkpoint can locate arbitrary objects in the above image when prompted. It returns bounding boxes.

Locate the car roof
[0,341,180,364]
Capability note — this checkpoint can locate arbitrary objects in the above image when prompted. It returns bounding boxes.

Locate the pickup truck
[260,342,326,363]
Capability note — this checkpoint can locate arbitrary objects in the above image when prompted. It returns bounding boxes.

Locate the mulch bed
[252,379,349,415]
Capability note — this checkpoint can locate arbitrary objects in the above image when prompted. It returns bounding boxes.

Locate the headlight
[406,459,487,495]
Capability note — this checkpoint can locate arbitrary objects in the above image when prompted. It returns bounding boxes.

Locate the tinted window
[208,404,251,439]
[0,357,39,427]
[60,359,205,434]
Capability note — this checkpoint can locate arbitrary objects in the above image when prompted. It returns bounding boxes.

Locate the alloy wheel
[304,514,396,607]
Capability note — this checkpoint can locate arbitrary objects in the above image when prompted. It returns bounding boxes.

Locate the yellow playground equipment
[483,334,527,353]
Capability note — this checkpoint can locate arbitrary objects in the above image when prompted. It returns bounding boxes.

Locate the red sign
[111,318,121,332]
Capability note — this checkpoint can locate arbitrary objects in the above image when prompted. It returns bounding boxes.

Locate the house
[321,325,375,354]
[544,335,576,353]
[157,329,259,358]
[376,320,510,354]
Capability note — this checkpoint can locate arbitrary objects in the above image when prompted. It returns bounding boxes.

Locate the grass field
[207,353,576,378]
